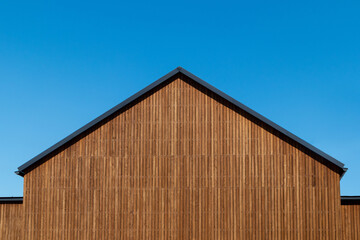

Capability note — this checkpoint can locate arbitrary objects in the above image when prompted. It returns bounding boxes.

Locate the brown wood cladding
[0,203,23,239]
[22,75,342,239]
[341,204,360,239]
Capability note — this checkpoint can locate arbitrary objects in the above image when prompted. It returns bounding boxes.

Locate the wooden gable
[22,73,342,239]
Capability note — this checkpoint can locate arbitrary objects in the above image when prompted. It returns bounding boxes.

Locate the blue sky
[0,0,359,196]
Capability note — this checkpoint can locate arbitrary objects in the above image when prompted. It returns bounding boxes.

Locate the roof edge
[16,66,346,176]
[177,67,345,171]
[17,67,182,173]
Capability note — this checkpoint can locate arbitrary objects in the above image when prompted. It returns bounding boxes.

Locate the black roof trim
[0,197,23,204]
[17,67,346,176]
[341,196,360,205]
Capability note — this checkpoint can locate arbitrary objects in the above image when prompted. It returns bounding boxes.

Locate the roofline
[16,66,346,176]
[341,196,360,205]
[0,197,23,204]
[179,68,346,172]
[16,68,181,174]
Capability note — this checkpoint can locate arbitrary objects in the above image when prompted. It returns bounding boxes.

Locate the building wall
[0,203,23,239]
[23,74,343,239]
[341,204,360,239]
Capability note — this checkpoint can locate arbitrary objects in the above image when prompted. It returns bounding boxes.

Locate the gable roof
[16,67,347,177]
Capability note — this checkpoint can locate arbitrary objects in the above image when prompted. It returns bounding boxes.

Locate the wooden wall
[0,203,23,239]
[341,204,360,239]
[23,74,343,239]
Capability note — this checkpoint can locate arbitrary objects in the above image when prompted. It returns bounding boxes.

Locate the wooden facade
[0,68,358,239]
[341,198,360,239]
[0,202,23,239]
[341,205,360,239]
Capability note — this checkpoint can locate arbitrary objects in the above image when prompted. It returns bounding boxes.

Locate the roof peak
[16,67,346,176]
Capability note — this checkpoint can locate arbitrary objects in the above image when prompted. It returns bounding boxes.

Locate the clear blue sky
[0,0,359,196]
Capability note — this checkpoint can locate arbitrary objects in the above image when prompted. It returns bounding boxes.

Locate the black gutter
[16,66,347,176]
[341,196,360,205]
[0,197,23,204]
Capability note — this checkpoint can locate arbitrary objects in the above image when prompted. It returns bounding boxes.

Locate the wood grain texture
[21,74,343,239]
[0,203,23,239]
[341,204,360,239]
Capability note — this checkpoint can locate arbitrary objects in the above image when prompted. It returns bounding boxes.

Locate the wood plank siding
[19,74,343,239]
[0,203,23,239]
[341,204,360,239]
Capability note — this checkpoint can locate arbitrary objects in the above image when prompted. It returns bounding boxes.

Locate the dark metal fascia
[17,68,181,173]
[177,67,345,172]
